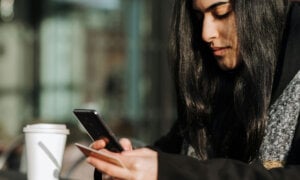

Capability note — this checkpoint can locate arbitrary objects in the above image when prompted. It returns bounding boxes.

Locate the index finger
[91,138,109,149]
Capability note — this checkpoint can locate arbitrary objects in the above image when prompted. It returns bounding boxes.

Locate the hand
[87,147,158,180]
[91,138,135,179]
[91,138,133,151]
[87,148,157,180]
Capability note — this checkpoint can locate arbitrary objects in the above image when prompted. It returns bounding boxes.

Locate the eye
[212,4,232,19]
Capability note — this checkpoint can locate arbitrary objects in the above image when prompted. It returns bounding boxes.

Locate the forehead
[193,0,229,11]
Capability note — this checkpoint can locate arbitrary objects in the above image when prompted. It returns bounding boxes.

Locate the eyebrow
[194,1,229,13]
[205,2,229,12]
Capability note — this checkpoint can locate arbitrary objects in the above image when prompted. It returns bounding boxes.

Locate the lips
[212,47,229,56]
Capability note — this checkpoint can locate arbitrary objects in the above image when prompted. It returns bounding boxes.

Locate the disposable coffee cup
[23,123,69,180]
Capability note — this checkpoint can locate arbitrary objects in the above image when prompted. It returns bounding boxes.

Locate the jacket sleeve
[158,152,300,180]
[156,108,300,180]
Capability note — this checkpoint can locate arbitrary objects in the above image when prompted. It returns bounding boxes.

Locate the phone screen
[73,109,124,152]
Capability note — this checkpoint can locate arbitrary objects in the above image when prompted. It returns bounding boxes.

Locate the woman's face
[193,0,239,70]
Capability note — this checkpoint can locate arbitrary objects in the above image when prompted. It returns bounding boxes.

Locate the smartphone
[73,109,124,152]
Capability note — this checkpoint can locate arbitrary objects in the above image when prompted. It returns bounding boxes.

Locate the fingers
[91,138,133,151]
[119,138,133,151]
[87,156,132,180]
[121,148,157,157]
[87,148,158,180]
[91,139,108,150]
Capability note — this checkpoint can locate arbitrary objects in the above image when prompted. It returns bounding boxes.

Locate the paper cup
[23,123,69,180]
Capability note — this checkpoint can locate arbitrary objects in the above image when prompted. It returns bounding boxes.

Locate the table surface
[0,170,72,180]
[0,170,26,180]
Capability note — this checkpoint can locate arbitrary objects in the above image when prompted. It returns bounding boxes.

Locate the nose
[202,16,218,43]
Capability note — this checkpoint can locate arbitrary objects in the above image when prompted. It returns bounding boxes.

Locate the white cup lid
[23,123,70,135]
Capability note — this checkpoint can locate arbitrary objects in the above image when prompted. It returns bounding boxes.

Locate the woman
[88,0,300,179]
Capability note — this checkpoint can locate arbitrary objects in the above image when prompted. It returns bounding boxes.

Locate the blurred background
[0,0,176,179]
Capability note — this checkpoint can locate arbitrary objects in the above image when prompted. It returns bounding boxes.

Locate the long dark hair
[169,0,288,162]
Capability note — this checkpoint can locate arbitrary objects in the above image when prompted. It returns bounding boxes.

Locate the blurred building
[0,0,176,174]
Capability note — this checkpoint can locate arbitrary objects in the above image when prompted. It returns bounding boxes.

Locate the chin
[216,57,236,70]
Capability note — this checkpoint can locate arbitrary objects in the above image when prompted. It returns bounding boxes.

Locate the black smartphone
[73,109,124,152]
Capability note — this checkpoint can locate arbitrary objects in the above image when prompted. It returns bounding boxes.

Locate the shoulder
[261,71,300,166]
[271,1,300,103]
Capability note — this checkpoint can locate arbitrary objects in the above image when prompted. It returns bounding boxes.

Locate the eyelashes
[213,10,232,19]
[212,4,232,19]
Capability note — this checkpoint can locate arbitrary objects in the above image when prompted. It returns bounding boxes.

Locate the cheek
[231,30,239,65]
[225,29,236,44]
[226,16,239,62]
[220,14,237,43]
